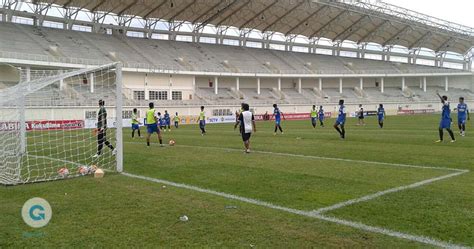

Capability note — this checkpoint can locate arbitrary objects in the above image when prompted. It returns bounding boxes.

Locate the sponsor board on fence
[397,109,435,115]
[255,112,332,121]
[0,120,84,131]
[142,116,236,126]
[349,111,378,117]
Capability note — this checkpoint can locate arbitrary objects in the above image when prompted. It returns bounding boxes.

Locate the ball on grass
[168,139,176,146]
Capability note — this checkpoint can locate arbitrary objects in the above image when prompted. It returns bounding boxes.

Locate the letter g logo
[22,198,52,228]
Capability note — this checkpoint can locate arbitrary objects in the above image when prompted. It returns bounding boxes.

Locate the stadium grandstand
[0,0,473,116]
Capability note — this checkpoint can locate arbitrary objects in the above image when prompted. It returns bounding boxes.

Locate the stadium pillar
[444,76,449,92]
[145,73,149,100]
[90,73,94,93]
[401,77,406,90]
[380,78,384,93]
[192,76,196,91]
[168,75,172,100]
[25,67,31,82]
[297,78,302,94]
[257,78,261,95]
[59,70,64,90]
[359,78,364,90]
[318,78,322,91]
[214,77,219,95]
[339,78,343,94]
[277,78,281,91]
[423,77,427,92]
[236,77,240,91]
[419,78,423,89]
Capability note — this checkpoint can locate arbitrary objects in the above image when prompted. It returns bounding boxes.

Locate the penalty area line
[121,172,469,249]
[312,170,468,214]
[132,142,465,173]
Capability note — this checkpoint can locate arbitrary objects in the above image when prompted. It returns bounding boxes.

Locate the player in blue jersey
[164,110,171,132]
[377,104,386,128]
[334,99,346,139]
[435,93,455,143]
[455,97,470,136]
[272,104,285,135]
[318,105,325,127]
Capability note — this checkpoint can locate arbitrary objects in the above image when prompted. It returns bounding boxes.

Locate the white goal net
[0,63,123,185]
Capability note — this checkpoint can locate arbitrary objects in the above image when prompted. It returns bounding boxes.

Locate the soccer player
[146,102,163,147]
[310,105,318,128]
[455,97,470,136]
[164,110,171,132]
[334,99,346,139]
[174,112,180,129]
[318,105,325,127]
[377,104,386,128]
[157,112,164,130]
[131,108,142,138]
[234,104,244,131]
[198,106,206,135]
[357,104,365,126]
[93,100,115,158]
[435,93,456,143]
[272,104,284,135]
[239,103,256,153]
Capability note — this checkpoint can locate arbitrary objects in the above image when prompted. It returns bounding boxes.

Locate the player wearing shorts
[164,110,171,132]
[146,102,163,147]
[131,108,142,138]
[435,93,455,143]
[318,106,325,127]
[334,99,346,139]
[455,97,469,136]
[272,104,284,135]
[377,104,386,128]
[174,112,180,129]
[310,105,318,128]
[239,103,256,153]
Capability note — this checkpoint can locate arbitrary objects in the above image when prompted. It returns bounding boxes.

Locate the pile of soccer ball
[57,165,101,178]
[77,165,98,176]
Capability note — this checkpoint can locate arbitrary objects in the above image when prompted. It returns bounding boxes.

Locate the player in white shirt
[238,103,256,153]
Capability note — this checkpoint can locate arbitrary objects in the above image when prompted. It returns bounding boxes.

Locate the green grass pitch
[1,114,473,248]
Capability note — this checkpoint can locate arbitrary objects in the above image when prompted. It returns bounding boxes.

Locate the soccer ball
[169,139,176,146]
[57,167,69,178]
[77,166,89,176]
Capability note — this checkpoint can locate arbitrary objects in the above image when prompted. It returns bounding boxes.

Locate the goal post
[0,63,123,185]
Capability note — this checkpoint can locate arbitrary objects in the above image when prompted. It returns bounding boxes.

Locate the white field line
[125,142,465,173]
[312,170,468,214]
[122,172,470,249]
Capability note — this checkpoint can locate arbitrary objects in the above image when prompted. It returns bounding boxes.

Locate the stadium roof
[35,0,474,55]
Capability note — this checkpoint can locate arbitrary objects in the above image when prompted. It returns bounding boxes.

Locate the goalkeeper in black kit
[93,99,116,158]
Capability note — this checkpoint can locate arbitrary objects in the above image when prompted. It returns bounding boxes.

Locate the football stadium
[1,0,473,247]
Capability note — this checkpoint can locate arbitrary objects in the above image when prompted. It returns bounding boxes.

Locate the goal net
[0,63,123,185]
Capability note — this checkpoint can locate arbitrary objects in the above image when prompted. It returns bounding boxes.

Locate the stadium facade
[0,0,473,119]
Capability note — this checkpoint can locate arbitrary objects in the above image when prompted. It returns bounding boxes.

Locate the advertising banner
[397,109,435,115]
[255,112,332,121]
[0,120,84,131]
